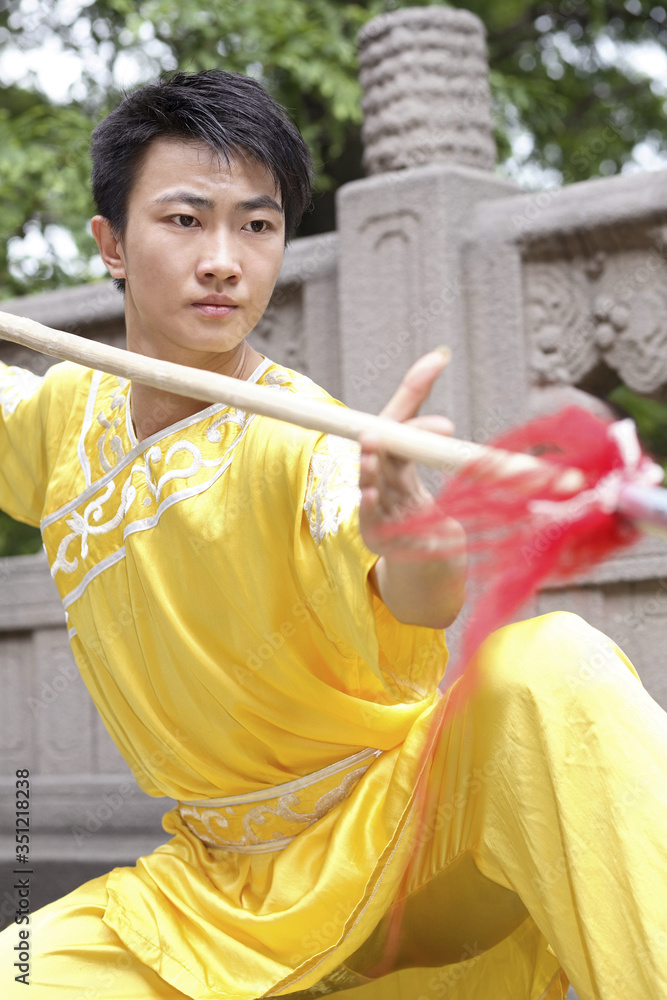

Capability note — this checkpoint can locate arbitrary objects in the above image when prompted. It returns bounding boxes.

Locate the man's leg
[0,873,190,998]
[345,612,667,1000]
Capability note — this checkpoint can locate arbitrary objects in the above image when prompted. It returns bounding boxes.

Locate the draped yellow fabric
[2,359,666,1000]
[0,358,450,996]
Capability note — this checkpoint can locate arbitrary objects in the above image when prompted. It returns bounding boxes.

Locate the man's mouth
[192,296,239,317]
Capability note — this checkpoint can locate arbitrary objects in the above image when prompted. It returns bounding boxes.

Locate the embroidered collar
[125,355,274,449]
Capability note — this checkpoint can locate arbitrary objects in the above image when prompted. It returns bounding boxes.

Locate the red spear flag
[382,405,665,690]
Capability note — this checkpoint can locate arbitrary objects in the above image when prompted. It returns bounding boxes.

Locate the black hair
[90,69,314,292]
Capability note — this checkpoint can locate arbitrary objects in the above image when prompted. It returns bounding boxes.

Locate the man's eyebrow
[235,195,284,216]
[153,191,215,210]
[153,191,283,215]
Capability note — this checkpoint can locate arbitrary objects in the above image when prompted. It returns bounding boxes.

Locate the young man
[0,70,665,1000]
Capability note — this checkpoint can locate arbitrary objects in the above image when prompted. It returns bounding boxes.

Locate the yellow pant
[2,613,666,999]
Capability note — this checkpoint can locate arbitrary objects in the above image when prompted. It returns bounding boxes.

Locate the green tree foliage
[0,509,43,556]
[608,386,667,476]
[467,0,667,177]
[0,84,96,296]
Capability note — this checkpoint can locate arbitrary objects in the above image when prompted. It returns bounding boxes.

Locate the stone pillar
[336,7,517,437]
[359,7,497,174]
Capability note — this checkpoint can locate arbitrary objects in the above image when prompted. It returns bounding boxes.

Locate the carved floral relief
[524,246,667,393]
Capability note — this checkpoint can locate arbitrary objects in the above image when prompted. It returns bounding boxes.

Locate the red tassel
[390,406,661,688]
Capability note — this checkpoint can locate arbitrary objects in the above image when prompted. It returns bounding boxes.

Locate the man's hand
[359,349,466,629]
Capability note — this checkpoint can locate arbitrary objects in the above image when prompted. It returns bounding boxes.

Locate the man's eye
[175,215,197,227]
[244,220,270,233]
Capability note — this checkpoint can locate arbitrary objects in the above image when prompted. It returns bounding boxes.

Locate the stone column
[359,7,497,175]
[336,6,517,438]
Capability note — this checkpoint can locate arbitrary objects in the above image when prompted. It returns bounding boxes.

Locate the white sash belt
[178,747,382,853]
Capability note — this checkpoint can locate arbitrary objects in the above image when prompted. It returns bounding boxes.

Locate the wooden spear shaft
[0,310,582,488]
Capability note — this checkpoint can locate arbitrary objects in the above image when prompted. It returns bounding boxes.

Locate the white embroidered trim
[124,355,273,448]
[44,356,327,602]
[304,435,361,544]
[42,397,255,531]
[180,768,370,852]
[180,747,382,807]
[60,546,128,610]
[263,368,305,392]
[44,356,284,531]
[178,748,382,853]
[241,768,367,835]
[0,366,43,418]
[51,418,255,585]
[77,370,103,487]
[96,376,129,473]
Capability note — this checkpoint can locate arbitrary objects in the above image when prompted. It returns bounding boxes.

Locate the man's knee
[471,611,637,705]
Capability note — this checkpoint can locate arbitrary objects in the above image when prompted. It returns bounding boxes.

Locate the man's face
[102,137,286,365]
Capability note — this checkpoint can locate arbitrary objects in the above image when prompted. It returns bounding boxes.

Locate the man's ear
[91,216,126,280]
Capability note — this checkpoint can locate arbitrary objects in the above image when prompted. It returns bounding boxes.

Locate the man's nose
[196,229,242,282]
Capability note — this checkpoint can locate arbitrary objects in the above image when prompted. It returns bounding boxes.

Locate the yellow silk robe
[0,356,460,997]
[4,353,666,1000]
